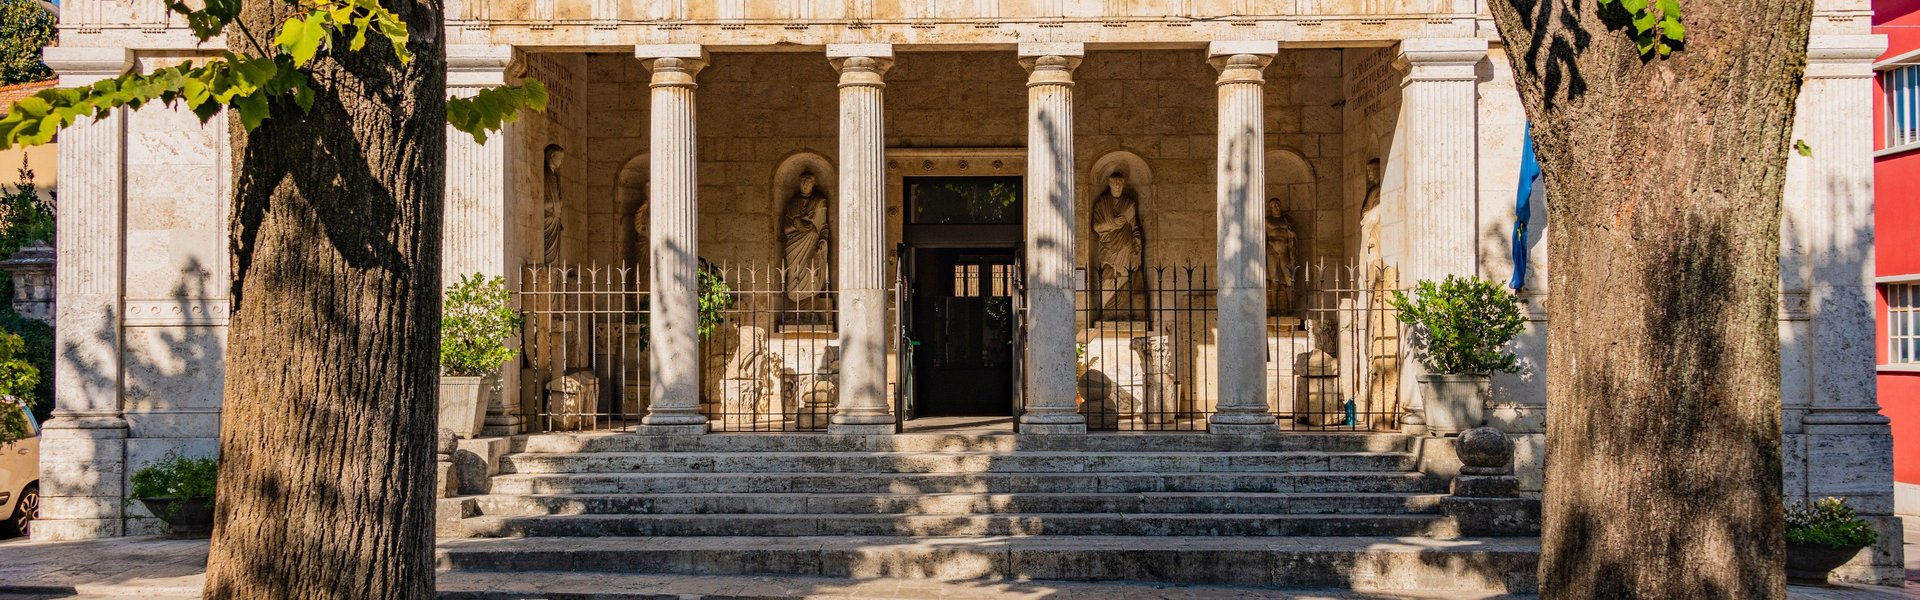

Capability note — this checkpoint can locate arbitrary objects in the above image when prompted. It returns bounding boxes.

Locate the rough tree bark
[201,1,444,597]
[1485,2,1809,598]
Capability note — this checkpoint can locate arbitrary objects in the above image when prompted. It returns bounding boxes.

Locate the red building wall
[1874,0,1920,495]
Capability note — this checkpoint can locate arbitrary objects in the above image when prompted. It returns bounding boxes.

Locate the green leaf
[1796,139,1813,157]
[234,92,270,131]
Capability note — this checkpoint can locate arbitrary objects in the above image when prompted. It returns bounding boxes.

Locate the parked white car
[1,400,39,537]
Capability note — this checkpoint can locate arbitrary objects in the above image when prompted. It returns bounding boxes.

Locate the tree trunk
[1485,2,1808,598]
[202,1,444,597]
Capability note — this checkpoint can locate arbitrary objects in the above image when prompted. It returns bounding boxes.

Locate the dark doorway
[900,176,1023,419]
[909,248,1018,417]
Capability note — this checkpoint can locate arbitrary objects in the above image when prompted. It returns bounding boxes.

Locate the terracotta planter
[1416,373,1489,435]
[1785,542,1867,583]
[138,497,213,537]
[439,376,488,439]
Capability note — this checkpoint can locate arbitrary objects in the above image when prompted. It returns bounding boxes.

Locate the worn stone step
[455,513,1456,538]
[516,432,1411,455]
[483,471,1446,495]
[500,451,1420,475]
[472,492,1448,517]
[435,536,1541,592]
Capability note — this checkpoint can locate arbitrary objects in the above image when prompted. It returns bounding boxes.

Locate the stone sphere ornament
[437,428,458,455]
[1456,426,1513,475]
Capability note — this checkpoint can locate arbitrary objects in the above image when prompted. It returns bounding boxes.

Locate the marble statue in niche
[541,144,567,265]
[1091,171,1146,321]
[781,170,832,324]
[1356,157,1400,429]
[1267,197,1297,316]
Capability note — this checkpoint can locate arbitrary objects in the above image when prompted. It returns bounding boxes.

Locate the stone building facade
[29,0,1904,585]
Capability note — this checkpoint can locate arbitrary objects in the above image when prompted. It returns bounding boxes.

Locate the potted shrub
[442,273,523,439]
[1785,497,1880,583]
[1388,275,1526,435]
[131,452,218,537]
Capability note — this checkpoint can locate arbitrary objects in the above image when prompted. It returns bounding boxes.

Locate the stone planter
[139,497,214,537]
[439,375,488,439]
[1417,373,1489,435]
[1785,542,1867,583]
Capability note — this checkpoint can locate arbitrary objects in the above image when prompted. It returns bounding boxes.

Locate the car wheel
[7,484,36,538]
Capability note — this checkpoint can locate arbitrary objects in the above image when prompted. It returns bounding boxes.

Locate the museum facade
[30,0,1907,586]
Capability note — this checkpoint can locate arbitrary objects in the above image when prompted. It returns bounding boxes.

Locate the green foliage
[0,0,543,151]
[130,451,219,500]
[0,0,55,85]
[441,274,522,377]
[1796,139,1813,157]
[0,395,30,448]
[1599,0,1685,57]
[1786,497,1880,548]
[447,80,549,144]
[637,261,735,351]
[1389,275,1528,375]
[0,166,53,423]
[0,329,36,447]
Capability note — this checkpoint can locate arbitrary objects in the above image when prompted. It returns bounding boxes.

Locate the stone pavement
[0,535,1916,599]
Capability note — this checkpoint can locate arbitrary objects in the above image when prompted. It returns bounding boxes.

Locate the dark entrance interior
[900,176,1023,420]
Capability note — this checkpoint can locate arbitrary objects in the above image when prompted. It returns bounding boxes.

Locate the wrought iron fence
[517,262,844,434]
[1274,262,1406,431]
[519,263,647,433]
[1074,265,1218,432]
[697,264,840,433]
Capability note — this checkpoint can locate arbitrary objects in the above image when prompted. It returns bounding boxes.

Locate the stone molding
[448,45,517,89]
[122,299,230,327]
[1394,37,1485,83]
[41,46,133,84]
[1804,34,1888,79]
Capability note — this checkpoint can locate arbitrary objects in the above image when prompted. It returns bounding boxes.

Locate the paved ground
[1,533,1917,600]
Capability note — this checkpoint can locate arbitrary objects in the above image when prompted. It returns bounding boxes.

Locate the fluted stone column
[446,45,524,436]
[1208,41,1278,434]
[1784,34,1904,584]
[1390,38,1485,433]
[37,46,133,541]
[1019,43,1087,435]
[1395,38,1486,285]
[827,45,895,435]
[636,45,709,435]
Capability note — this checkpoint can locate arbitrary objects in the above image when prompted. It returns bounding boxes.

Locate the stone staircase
[436,431,1540,594]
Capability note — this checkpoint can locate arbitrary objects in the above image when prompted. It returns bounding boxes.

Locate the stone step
[500,451,1420,475]
[435,536,1541,592]
[454,513,1456,538]
[484,471,1446,495]
[472,492,1448,517]
[516,432,1411,455]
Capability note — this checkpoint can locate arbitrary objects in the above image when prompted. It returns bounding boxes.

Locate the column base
[827,423,894,435]
[1209,412,1279,435]
[1020,423,1088,435]
[635,423,709,436]
[31,518,123,542]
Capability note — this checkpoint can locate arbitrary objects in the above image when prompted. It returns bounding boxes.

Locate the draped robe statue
[781,172,831,315]
[1356,158,1400,429]
[1091,172,1146,321]
[541,145,566,265]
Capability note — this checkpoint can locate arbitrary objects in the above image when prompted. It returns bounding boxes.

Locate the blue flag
[1510,124,1541,291]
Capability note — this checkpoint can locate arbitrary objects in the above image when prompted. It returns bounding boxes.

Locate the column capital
[827,43,895,60]
[1207,40,1279,59]
[830,55,894,87]
[1805,34,1887,79]
[1019,42,1085,59]
[448,45,516,89]
[640,46,709,88]
[1020,54,1082,84]
[42,47,131,86]
[1395,38,1487,83]
[1209,53,1272,85]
